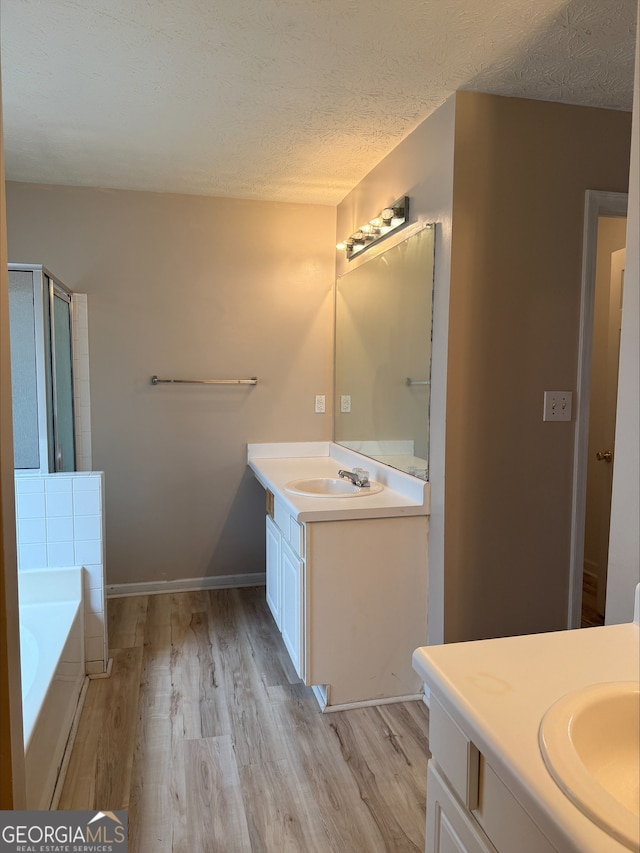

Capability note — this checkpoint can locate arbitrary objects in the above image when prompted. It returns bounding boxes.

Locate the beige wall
[6,185,335,586]
[446,92,632,641]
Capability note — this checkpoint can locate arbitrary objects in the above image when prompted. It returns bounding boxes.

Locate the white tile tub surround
[15,471,108,674]
[72,293,92,472]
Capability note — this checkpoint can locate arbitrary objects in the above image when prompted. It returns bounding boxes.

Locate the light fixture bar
[336,196,410,261]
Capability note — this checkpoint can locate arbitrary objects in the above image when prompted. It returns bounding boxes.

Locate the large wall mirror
[334,225,435,478]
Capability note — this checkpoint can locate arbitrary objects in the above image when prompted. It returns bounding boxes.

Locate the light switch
[543,391,572,422]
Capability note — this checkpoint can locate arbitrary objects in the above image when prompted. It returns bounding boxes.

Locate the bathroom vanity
[248,441,430,710]
[412,589,640,853]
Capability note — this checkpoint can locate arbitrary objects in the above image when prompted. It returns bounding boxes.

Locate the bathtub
[19,567,86,809]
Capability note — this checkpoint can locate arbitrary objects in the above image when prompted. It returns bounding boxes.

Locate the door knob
[596,450,613,463]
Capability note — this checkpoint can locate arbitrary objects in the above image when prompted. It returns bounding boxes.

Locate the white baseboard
[320,692,424,713]
[106,573,266,598]
[88,657,113,679]
[311,684,328,710]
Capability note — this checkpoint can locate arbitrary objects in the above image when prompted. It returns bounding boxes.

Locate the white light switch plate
[543,391,572,422]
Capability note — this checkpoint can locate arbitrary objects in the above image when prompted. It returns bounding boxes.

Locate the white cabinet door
[265,515,281,629]
[427,763,496,853]
[280,537,304,680]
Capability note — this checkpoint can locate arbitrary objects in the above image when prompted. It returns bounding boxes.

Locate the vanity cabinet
[427,696,557,853]
[427,762,496,853]
[414,588,639,853]
[264,489,428,707]
[266,497,306,679]
[280,537,304,678]
[265,514,282,629]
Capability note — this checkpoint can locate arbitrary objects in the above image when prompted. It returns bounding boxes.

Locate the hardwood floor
[60,587,431,852]
[581,572,605,628]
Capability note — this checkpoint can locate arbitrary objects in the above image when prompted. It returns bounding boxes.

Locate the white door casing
[568,191,627,628]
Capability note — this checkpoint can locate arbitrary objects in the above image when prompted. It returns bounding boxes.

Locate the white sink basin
[539,681,640,850]
[284,477,384,498]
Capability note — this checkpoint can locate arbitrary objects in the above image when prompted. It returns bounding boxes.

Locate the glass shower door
[8,269,42,469]
[50,283,76,472]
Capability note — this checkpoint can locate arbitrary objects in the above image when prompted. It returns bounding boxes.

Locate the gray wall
[6,185,335,586]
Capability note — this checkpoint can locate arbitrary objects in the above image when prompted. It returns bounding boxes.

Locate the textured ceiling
[1,0,637,205]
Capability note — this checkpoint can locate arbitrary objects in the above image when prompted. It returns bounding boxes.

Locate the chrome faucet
[338,468,370,488]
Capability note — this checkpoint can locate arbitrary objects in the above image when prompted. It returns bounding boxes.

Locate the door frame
[49,280,77,472]
[567,190,628,628]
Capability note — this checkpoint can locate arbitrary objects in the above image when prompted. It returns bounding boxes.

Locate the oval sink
[284,477,383,498]
[539,681,640,850]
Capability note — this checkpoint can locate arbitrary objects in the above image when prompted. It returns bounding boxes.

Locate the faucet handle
[353,467,369,482]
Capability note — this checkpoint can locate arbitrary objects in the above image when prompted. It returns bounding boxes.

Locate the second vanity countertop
[412,607,640,853]
[247,441,430,522]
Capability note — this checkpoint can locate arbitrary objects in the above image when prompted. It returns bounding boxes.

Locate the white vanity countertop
[412,613,640,853]
[247,441,429,522]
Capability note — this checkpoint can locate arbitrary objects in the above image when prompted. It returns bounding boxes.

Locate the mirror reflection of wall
[334,225,435,477]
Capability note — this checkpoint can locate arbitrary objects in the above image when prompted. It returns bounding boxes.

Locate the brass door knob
[596,450,613,463]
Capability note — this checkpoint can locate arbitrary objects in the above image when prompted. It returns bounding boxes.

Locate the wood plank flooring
[60,587,431,852]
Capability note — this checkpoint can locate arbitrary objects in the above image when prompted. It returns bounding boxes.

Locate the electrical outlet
[340,395,351,413]
[315,395,326,414]
[543,391,572,422]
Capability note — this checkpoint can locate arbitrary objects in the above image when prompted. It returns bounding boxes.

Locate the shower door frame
[49,280,76,472]
[9,264,77,475]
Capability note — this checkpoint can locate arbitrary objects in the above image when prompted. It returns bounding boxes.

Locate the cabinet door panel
[280,538,304,680]
[427,763,496,853]
[473,761,556,853]
[265,515,281,629]
[430,696,480,809]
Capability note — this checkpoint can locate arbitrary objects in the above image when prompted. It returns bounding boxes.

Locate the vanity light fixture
[336,196,410,260]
